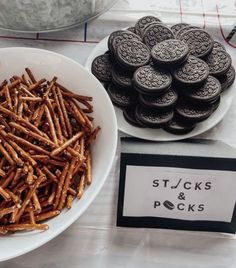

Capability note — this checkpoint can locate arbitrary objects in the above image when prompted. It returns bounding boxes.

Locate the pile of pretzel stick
[0,68,100,234]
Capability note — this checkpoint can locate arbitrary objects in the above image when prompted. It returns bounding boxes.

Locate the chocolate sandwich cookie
[175,25,199,39]
[143,23,175,49]
[218,65,235,91]
[151,39,189,67]
[213,41,226,51]
[139,88,178,110]
[164,119,195,135]
[107,83,138,108]
[127,26,135,33]
[175,102,213,123]
[211,96,221,111]
[181,75,221,104]
[171,23,189,36]
[110,31,141,55]
[116,39,150,70]
[111,65,133,89]
[205,48,232,77]
[108,30,127,52]
[123,108,145,128]
[179,29,213,58]
[172,56,209,87]
[135,105,174,128]
[134,16,162,37]
[133,65,172,95]
[91,54,112,82]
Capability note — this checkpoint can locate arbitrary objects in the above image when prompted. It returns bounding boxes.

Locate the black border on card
[117,153,236,233]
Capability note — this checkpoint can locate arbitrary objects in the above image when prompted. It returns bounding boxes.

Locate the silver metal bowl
[0,0,117,33]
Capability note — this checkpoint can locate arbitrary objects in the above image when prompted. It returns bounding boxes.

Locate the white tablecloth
[1,0,236,267]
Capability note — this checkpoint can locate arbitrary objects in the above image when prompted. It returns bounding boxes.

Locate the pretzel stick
[34,210,60,222]
[44,105,58,145]
[7,139,36,166]
[0,224,48,233]
[7,133,50,155]
[86,151,92,185]
[0,79,7,91]
[29,206,36,224]
[0,169,5,177]
[15,174,45,222]
[13,93,19,114]
[9,207,19,223]
[0,115,10,131]
[25,68,37,84]
[77,174,85,199]
[19,84,35,97]
[8,79,21,90]
[28,79,46,91]
[9,122,56,148]
[0,131,24,166]
[56,86,73,137]
[4,189,21,205]
[17,99,23,117]
[0,206,17,219]
[52,86,68,137]
[66,195,73,209]
[4,86,13,110]
[32,193,41,213]
[45,98,63,141]
[0,187,11,200]
[0,141,14,165]
[20,97,42,102]
[51,132,83,157]
[48,183,56,205]
[0,105,48,137]
[10,168,22,189]
[56,83,92,101]
[26,165,34,185]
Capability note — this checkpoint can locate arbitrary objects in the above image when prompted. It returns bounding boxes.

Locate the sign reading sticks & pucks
[117,138,236,233]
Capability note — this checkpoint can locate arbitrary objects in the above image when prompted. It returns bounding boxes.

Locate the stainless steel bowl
[0,0,117,33]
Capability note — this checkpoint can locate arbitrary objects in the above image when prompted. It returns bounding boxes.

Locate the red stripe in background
[216,4,236,48]
[179,0,183,23]
[0,35,99,44]
[201,0,206,29]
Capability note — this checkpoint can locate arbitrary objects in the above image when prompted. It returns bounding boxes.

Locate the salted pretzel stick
[66,100,86,125]
[32,193,41,213]
[0,224,48,233]
[13,93,19,114]
[87,126,101,146]
[0,169,5,177]
[28,79,46,91]
[9,207,19,223]
[45,98,63,141]
[33,104,45,127]
[0,187,10,201]
[17,99,23,117]
[58,157,77,210]
[52,86,68,137]
[26,165,34,185]
[0,105,47,138]
[10,168,22,189]
[29,206,36,224]
[0,131,24,166]
[77,174,85,199]
[4,189,21,205]
[1,169,16,188]
[20,96,42,102]
[56,86,72,137]
[54,163,69,209]
[21,74,31,87]
[7,139,36,166]
[0,206,17,219]
[86,151,92,185]
[44,105,58,145]
[0,142,14,165]
[19,84,35,97]
[0,115,10,131]
[34,210,60,222]
[51,131,83,157]
[8,79,21,90]
[9,122,56,148]
[66,195,73,209]
[7,133,50,155]
[4,85,13,110]
[48,184,56,205]
[25,68,37,84]
[56,82,93,101]
[15,174,45,222]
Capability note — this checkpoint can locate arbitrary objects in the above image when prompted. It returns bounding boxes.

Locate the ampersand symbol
[178,192,185,200]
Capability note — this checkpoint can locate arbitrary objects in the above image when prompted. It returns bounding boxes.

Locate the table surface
[1,0,236,267]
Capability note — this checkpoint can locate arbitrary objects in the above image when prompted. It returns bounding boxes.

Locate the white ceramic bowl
[0,47,117,261]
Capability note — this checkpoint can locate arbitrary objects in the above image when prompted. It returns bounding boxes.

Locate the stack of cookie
[91,16,235,135]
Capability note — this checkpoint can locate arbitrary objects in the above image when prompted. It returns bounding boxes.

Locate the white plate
[0,47,117,261]
[85,36,234,141]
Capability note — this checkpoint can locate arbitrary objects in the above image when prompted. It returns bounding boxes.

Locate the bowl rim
[0,47,118,262]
